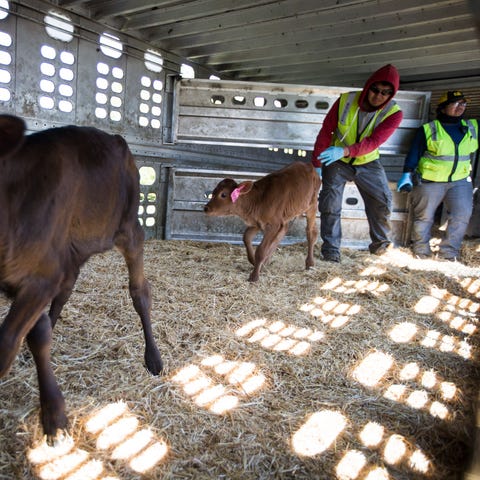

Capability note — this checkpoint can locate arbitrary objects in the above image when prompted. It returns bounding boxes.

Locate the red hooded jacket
[312,64,403,167]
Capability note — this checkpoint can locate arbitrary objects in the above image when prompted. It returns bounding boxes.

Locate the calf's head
[204,178,253,216]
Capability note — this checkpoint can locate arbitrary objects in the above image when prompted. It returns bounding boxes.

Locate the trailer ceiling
[52,0,480,90]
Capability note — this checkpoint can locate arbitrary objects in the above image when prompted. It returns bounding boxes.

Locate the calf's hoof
[45,427,70,447]
[305,255,315,270]
[45,430,73,449]
[145,346,163,376]
[42,398,68,445]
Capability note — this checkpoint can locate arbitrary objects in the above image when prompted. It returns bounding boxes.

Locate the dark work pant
[410,178,473,258]
[318,159,392,255]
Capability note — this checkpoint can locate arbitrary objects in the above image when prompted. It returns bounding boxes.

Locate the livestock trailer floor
[0,238,480,479]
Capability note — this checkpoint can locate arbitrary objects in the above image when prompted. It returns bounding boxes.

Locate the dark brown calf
[0,115,163,441]
[204,162,321,281]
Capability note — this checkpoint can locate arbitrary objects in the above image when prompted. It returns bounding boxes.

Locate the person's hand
[397,172,413,192]
[315,167,322,178]
[318,146,345,166]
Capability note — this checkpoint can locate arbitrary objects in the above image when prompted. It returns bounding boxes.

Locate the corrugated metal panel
[164,167,409,248]
[52,0,480,118]
[172,78,430,153]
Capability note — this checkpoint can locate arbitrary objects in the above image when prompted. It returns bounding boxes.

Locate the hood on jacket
[358,64,400,111]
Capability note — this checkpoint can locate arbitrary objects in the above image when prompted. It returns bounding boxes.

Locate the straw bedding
[0,238,480,479]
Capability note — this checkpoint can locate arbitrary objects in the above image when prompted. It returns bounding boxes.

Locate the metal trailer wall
[165,168,410,250]
[1,0,440,246]
[165,79,430,246]
[0,0,333,242]
[172,78,431,154]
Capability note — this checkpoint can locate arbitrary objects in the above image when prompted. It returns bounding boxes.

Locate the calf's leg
[115,223,163,375]
[49,267,80,328]
[304,202,319,269]
[0,282,54,378]
[249,223,288,282]
[27,313,67,441]
[243,226,259,265]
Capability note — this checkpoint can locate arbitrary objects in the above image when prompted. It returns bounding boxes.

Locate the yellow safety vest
[333,91,401,165]
[418,119,478,182]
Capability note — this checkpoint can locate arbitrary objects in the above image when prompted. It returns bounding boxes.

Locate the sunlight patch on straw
[389,322,417,343]
[96,416,139,450]
[390,321,473,359]
[291,410,347,457]
[359,422,384,447]
[63,459,103,480]
[85,402,128,435]
[353,351,393,388]
[172,355,266,414]
[129,440,168,473]
[383,434,406,465]
[321,277,389,295]
[364,467,389,479]
[236,319,324,355]
[38,448,89,479]
[336,449,366,479]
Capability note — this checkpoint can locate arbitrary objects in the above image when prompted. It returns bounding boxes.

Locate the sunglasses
[370,85,393,97]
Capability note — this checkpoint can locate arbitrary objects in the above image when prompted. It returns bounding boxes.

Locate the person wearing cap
[312,64,403,263]
[397,90,479,261]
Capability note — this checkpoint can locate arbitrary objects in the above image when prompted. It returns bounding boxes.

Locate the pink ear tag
[230,186,244,203]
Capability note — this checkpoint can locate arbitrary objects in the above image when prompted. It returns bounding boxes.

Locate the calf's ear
[230,181,253,203]
[0,115,26,158]
[237,181,253,194]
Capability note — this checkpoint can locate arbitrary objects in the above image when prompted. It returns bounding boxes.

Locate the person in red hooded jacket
[312,64,403,262]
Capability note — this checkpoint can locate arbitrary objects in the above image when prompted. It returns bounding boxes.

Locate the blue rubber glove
[397,172,413,192]
[315,167,322,178]
[318,146,345,166]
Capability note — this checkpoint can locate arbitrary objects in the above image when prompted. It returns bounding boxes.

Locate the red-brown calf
[204,162,321,281]
[0,115,163,442]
